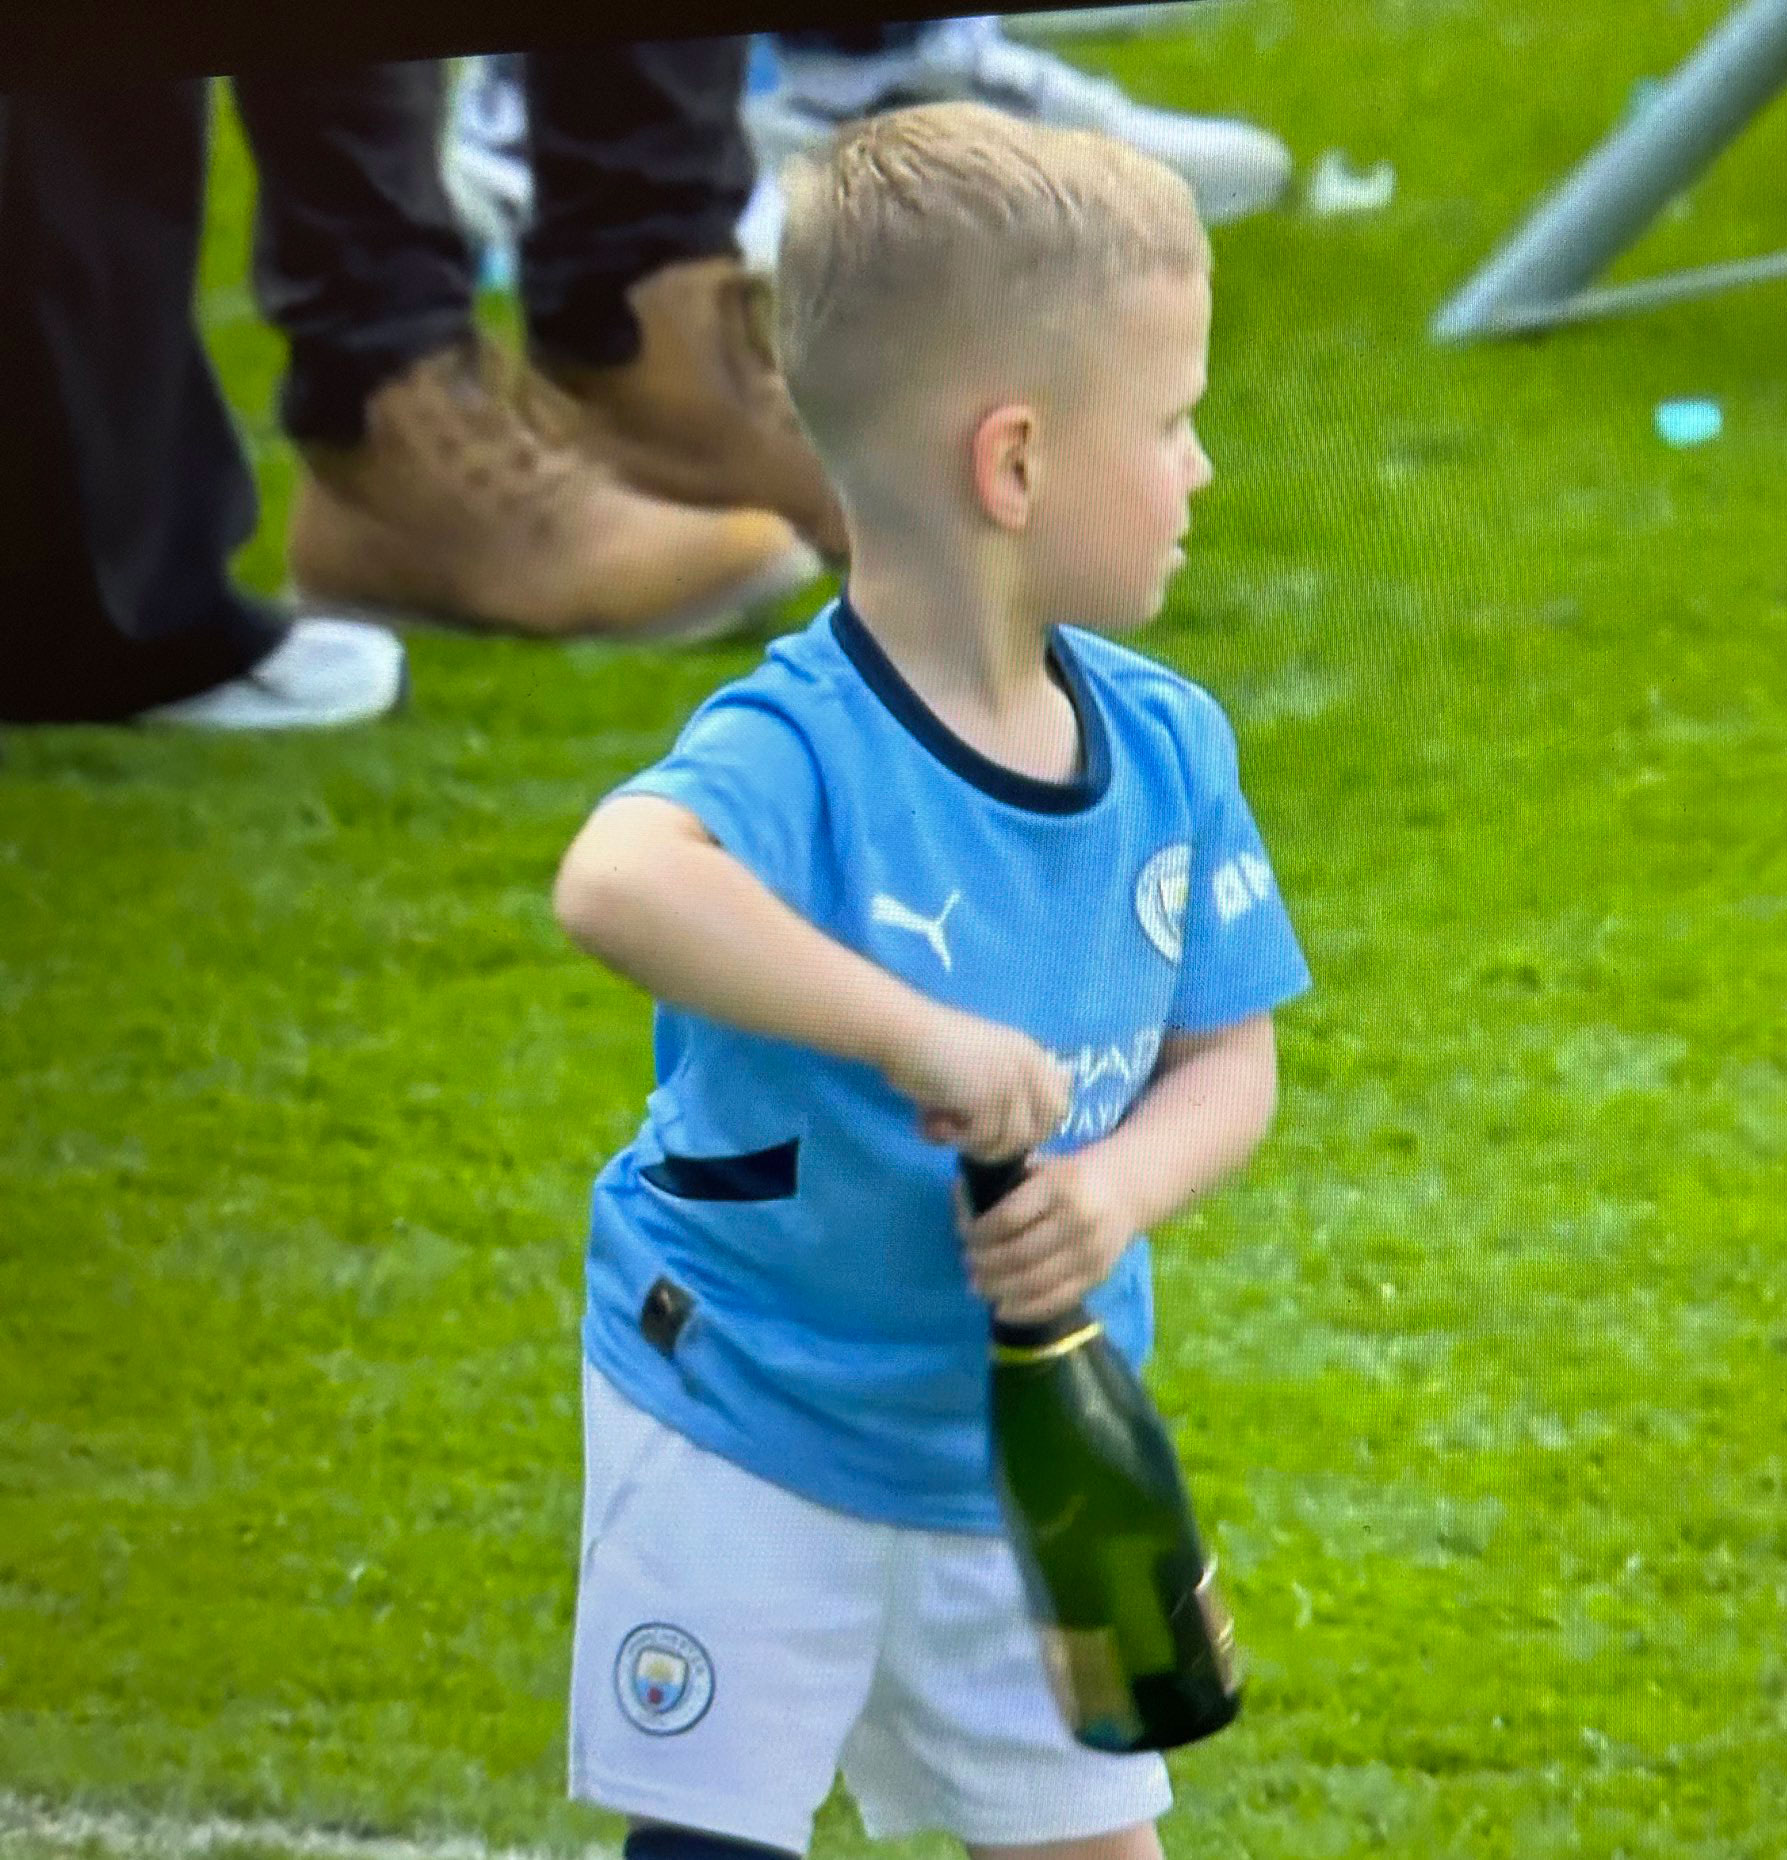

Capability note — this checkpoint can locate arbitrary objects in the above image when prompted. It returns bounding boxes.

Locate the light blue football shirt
[580,590,1312,1534]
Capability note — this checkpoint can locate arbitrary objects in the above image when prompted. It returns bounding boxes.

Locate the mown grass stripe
[0,1795,619,1860]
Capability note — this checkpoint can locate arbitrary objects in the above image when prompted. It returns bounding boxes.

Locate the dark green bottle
[964,1153,1242,1754]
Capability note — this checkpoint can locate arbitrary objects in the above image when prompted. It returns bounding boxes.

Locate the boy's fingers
[994,1268,1076,1325]
[974,1182,1050,1251]
[988,1105,1027,1166]
[983,1215,1055,1271]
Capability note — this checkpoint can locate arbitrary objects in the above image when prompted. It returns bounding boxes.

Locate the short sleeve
[604,693,825,914]
[1168,687,1312,1035]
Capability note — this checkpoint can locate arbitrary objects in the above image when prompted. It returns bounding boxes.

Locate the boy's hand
[954,1148,1137,1326]
[882,1005,1073,1163]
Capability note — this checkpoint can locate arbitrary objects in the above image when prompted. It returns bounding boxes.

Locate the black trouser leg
[773,21,929,54]
[0,81,286,725]
[520,36,754,371]
[233,59,477,447]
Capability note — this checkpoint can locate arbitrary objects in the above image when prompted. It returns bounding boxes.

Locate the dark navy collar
[828,591,1111,815]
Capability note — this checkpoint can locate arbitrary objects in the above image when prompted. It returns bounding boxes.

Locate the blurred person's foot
[286,335,826,643]
[734,164,787,277]
[442,54,533,260]
[535,255,851,567]
[751,13,1292,227]
[136,617,408,730]
[1000,4,1213,42]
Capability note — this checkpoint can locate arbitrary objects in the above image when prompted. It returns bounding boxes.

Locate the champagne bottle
[964,1152,1242,1754]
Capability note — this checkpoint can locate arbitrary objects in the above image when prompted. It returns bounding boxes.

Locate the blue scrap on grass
[1654,400,1723,447]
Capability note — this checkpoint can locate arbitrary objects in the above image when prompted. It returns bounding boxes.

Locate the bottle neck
[991,1302,1103,1363]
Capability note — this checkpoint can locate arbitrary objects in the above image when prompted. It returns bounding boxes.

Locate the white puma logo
[870,889,962,972]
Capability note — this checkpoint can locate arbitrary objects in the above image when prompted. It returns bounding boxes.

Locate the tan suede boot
[534,255,851,568]
[286,334,825,642]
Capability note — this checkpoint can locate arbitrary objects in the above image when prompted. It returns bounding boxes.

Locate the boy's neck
[841,563,1084,787]
[842,564,1056,718]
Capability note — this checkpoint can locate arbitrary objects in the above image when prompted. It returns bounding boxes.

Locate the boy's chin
[1042,563,1176,635]
[1073,592,1168,636]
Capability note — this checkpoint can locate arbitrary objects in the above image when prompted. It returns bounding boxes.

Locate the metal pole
[1433,0,1787,342]
[1470,248,1787,335]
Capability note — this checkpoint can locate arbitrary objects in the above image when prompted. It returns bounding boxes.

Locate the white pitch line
[0,1794,620,1860]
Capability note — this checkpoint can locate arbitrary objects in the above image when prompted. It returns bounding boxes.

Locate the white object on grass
[1305,149,1396,216]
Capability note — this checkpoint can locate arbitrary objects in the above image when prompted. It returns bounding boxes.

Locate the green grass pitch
[3,1,1786,1855]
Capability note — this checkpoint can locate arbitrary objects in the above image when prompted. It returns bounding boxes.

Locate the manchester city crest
[614,1623,714,1735]
[1135,841,1192,962]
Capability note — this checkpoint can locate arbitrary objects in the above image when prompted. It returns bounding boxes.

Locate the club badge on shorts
[1135,841,1192,962]
[614,1623,714,1734]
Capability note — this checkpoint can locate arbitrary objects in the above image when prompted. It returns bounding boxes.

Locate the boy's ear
[971,403,1039,531]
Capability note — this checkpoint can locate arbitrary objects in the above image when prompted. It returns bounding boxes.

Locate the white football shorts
[569,1357,1174,1853]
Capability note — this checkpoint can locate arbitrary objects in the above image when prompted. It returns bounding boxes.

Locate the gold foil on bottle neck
[992,1319,1105,1365]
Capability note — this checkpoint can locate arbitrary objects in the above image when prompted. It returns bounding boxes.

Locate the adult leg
[522,37,849,563]
[521,37,755,371]
[773,23,928,56]
[232,58,476,447]
[237,57,819,638]
[0,80,287,723]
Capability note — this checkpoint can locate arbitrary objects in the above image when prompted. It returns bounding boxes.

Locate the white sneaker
[735,164,788,276]
[441,54,534,255]
[1001,4,1216,42]
[137,617,409,730]
[754,13,1292,227]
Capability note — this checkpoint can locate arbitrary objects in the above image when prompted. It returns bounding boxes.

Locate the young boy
[551,100,1310,1860]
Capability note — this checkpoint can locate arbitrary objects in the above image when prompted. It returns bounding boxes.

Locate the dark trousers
[244,40,755,446]
[0,40,756,721]
[775,23,929,54]
[0,81,286,723]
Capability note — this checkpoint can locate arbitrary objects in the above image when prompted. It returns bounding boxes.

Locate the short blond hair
[772,100,1211,500]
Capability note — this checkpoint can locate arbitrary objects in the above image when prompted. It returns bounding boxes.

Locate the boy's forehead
[1103,272,1211,385]
[1112,270,1209,343]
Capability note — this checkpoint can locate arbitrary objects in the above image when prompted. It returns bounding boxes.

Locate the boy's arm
[1083,1012,1279,1238]
[958,1012,1280,1325]
[554,793,928,1072]
[553,793,1073,1157]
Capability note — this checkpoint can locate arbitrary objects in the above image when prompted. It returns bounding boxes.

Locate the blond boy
[552,100,1310,1860]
